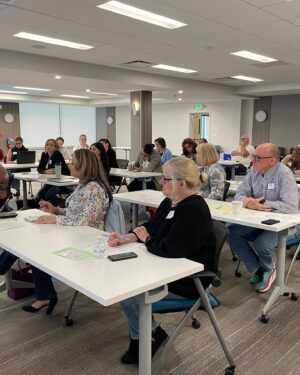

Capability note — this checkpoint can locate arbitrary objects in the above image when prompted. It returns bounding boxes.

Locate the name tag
[48,160,52,165]
[166,211,174,219]
[267,183,275,190]
[13,152,17,155]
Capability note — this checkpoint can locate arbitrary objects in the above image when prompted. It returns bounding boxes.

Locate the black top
[11,145,28,162]
[106,148,118,168]
[99,154,110,176]
[38,150,69,175]
[143,195,216,298]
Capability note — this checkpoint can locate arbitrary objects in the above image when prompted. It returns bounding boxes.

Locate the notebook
[16,151,36,164]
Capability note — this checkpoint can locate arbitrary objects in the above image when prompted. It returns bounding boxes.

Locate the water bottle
[93,236,107,259]
[220,152,224,161]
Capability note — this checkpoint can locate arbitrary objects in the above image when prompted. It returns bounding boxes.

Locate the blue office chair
[152,220,236,375]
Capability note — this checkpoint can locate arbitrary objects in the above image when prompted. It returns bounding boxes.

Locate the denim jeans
[31,267,57,300]
[121,292,185,340]
[0,251,17,274]
[227,224,278,273]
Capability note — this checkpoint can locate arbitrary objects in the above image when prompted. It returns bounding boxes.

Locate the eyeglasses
[252,155,273,161]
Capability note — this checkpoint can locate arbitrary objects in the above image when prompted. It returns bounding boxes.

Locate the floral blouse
[56,181,109,230]
[198,163,226,200]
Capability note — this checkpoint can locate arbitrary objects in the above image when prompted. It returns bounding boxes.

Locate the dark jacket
[107,148,119,168]
[38,150,69,175]
[143,195,215,298]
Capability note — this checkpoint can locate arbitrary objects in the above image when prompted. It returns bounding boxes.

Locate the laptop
[17,151,36,164]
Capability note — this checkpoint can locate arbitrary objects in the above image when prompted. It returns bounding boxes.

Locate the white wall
[19,103,96,147]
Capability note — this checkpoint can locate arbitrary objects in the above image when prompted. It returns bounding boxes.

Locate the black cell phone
[261,219,280,225]
[0,211,18,219]
[108,252,138,262]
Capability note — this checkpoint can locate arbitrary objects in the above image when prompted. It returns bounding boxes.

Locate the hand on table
[34,215,57,224]
[243,197,272,211]
[45,169,55,174]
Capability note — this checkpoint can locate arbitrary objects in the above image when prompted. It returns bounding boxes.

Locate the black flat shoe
[121,338,139,364]
[46,296,58,315]
[22,303,48,313]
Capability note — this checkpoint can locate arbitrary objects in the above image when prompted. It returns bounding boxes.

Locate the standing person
[196,143,225,200]
[36,139,70,206]
[128,144,162,191]
[73,134,89,153]
[6,136,29,196]
[227,143,299,293]
[181,138,197,161]
[108,157,215,364]
[226,135,255,179]
[90,142,110,176]
[154,137,172,164]
[56,137,70,160]
[22,149,113,314]
[281,145,300,176]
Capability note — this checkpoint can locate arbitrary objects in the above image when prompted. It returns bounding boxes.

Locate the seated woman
[22,149,113,314]
[181,138,197,161]
[154,137,172,164]
[99,138,122,187]
[196,143,226,200]
[90,142,110,176]
[36,138,71,206]
[128,143,162,191]
[6,136,29,196]
[281,145,300,176]
[108,157,216,364]
[72,133,89,153]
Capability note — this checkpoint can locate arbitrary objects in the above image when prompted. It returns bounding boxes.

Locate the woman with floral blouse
[22,149,112,314]
[196,143,225,201]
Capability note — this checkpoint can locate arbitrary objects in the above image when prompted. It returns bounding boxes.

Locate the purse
[7,261,35,300]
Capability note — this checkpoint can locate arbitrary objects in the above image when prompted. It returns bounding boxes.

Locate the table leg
[21,180,29,210]
[132,203,139,228]
[231,166,236,180]
[142,179,147,190]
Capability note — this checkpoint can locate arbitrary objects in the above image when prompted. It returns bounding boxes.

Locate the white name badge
[13,151,17,155]
[166,211,174,219]
[267,183,275,190]
[49,160,52,165]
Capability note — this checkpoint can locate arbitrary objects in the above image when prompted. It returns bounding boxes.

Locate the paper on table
[54,247,93,261]
[208,204,232,214]
[0,221,26,231]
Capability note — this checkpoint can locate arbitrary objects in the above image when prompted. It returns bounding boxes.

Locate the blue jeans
[0,251,17,274]
[121,292,185,340]
[31,267,57,300]
[227,224,278,273]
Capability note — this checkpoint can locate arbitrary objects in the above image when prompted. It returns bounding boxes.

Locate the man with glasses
[226,135,255,179]
[227,143,299,293]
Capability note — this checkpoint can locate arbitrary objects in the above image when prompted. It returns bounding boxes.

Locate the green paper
[54,247,93,261]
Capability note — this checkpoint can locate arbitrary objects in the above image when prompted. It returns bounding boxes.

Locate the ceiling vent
[0,0,19,4]
[121,60,153,68]
[254,61,289,68]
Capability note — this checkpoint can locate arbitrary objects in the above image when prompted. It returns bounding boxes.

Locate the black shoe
[121,338,139,364]
[46,296,58,315]
[152,326,168,357]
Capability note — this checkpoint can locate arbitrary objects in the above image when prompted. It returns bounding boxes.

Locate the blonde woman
[196,143,225,200]
[281,145,300,176]
[108,157,216,364]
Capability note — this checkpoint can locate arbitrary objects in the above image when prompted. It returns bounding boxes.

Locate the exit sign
[194,103,203,110]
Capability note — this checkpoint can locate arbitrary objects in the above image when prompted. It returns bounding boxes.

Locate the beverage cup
[55,164,62,178]
[127,161,134,171]
[232,200,243,215]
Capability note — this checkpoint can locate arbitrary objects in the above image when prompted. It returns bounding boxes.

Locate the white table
[13,172,78,209]
[114,189,300,321]
[1,162,39,170]
[109,168,162,190]
[0,209,202,375]
[112,146,131,160]
[217,160,240,180]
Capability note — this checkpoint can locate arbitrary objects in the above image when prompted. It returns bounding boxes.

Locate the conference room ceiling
[1,0,300,105]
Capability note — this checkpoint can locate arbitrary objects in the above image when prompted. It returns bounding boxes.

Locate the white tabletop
[0,209,202,307]
[1,162,38,170]
[114,190,300,232]
[217,160,240,166]
[109,168,162,179]
[112,146,131,151]
[13,172,79,186]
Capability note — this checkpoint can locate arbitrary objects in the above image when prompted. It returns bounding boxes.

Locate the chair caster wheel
[260,314,269,324]
[225,366,235,375]
[192,319,201,329]
[291,293,298,301]
[232,255,238,262]
[283,292,290,297]
[65,317,74,326]
[235,270,242,278]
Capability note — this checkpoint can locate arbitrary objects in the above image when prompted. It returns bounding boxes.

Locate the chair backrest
[104,199,126,234]
[211,220,228,275]
[0,173,14,212]
[117,159,129,169]
[223,181,230,201]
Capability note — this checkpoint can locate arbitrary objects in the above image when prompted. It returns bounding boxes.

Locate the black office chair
[113,159,129,193]
[152,220,236,375]
[223,181,231,202]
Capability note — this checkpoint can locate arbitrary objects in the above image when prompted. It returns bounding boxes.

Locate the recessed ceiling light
[60,94,90,99]
[178,90,183,94]
[13,86,51,91]
[231,75,263,82]
[97,1,186,29]
[152,64,196,74]
[85,89,91,92]
[14,32,94,50]
[178,98,182,101]
[88,91,118,96]
[55,75,62,79]
[230,50,277,63]
[0,90,27,94]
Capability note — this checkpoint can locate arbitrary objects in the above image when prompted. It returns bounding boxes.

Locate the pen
[101,233,131,241]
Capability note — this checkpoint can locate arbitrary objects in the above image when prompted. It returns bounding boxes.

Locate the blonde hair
[165,157,200,190]
[45,138,59,151]
[196,143,218,166]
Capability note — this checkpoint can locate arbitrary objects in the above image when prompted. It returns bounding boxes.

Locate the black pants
[0,251,17,275]
[128,179,156,192]
[31,267,57,300]
[225,164,247,180]
[36,185,74,207]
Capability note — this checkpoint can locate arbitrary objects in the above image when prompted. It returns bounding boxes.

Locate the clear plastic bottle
[219,152,224,161]
[93,236,107,259]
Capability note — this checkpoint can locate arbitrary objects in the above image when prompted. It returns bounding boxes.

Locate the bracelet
[129,230,140,242]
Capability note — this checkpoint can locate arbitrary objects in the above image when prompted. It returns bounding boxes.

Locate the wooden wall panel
[0,102,20,158]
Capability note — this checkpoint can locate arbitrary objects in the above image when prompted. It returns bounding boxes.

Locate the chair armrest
[188,270,222,288]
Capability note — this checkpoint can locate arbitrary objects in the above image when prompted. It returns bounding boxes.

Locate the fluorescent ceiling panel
[231,75,263,82]
[60,94,90,99]
[97,1,186,29]
[231,50,277,63]
[14,32,94,50]
[0,90,27,94]
[152,64,197,74]
[14,86,51,91]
